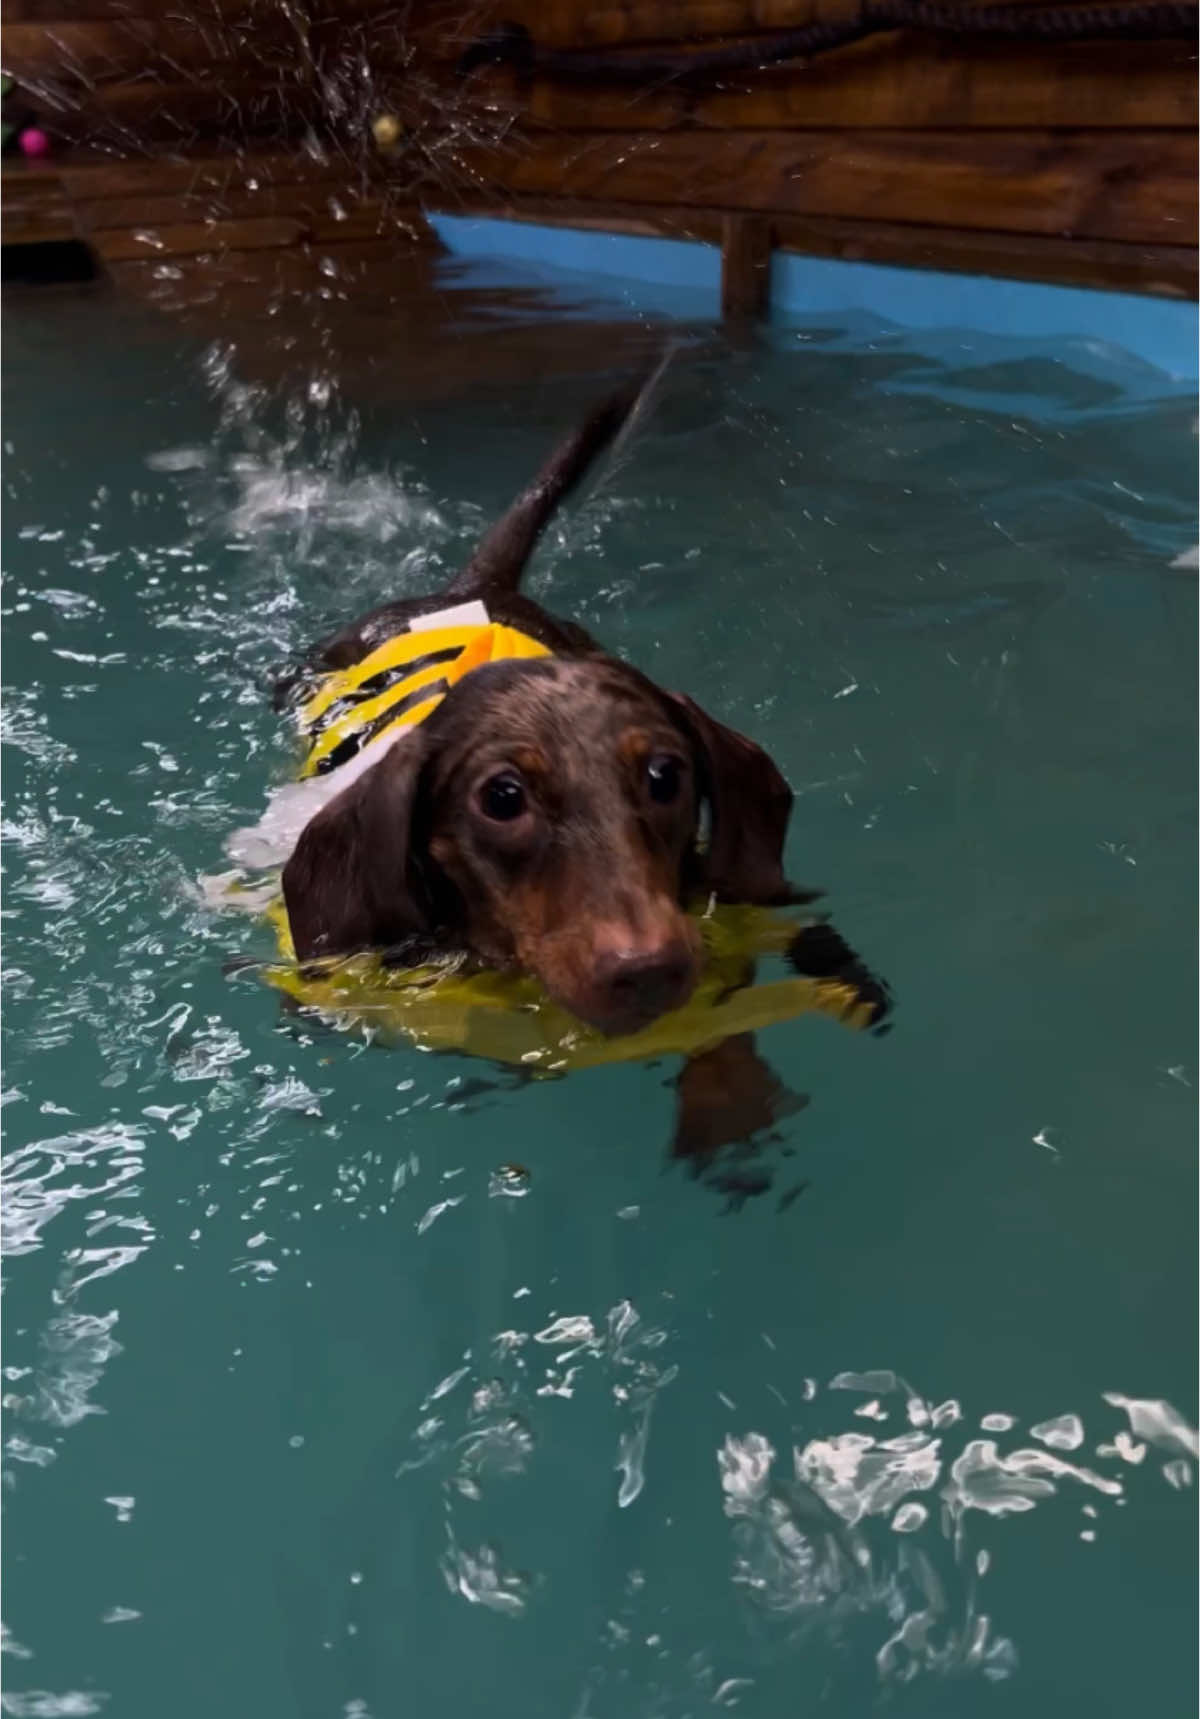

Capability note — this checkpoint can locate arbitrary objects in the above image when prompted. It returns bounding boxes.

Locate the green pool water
[2,271,1196,1719]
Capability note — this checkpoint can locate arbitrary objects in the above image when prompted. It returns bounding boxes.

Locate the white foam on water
[892,1502,929,1533]
[797,1430,942,1528]
[535,1316,597,1347]
[713,1375,1193,1688]
[616,1399,655,1508]
[947,1440,1122,1516]
[1030,1413,1085,1452]
[1102,1393,1199,1460]
[146,446,209,473]
[440,1537,529,1618]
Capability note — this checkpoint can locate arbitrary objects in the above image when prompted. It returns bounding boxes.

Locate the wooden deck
[1,149,421,261]
[423,0,1198,301]
[2,0,1197,305]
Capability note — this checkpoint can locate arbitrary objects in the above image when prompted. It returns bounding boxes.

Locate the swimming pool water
[2,270,1197,1719]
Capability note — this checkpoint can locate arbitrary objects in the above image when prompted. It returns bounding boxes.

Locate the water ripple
[718,1371,1197,1685]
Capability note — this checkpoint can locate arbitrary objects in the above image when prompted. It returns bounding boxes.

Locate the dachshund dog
[243,366,889,1199]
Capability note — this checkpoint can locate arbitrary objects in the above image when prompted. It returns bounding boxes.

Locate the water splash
[440,1535,531,1618]
[715,1373,1195,1686]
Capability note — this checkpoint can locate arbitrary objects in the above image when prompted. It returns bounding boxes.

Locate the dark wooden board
[455,38,1198,131]
[721,210,771,315]
[449,127,1198,245]
[415,0,1190,51]
[423,189,1199,295]
[91,213,309,259]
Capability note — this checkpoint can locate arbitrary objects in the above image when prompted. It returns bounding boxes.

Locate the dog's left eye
[479,772,528,822]
[646,754,683,805]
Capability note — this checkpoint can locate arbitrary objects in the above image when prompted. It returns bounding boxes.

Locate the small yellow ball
[371,113,402,149]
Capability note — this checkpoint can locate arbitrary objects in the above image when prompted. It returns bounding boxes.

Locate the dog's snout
[596,943,690,999]
[588,927,697,1032]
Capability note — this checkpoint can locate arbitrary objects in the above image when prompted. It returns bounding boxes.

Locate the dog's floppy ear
[667,692,797,905]
[282,735,433,962]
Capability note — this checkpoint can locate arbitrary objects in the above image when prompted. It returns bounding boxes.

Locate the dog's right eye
[479,773,527,822]
[646,754,683,805]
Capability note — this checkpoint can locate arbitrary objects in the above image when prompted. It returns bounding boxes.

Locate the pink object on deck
[19,128,50,158]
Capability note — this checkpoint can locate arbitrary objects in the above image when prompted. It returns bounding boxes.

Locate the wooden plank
[303,203,417,242]
[459,37,1197,130]
[2,197,77,244]
[79,193,427,247]
[69,165,439,244]
[424,191,1198,295]
[90,214,309,260]
[426,0,856,53]
[0,15,370,97]
[721,210,770,316]
[1,209,79,243]
[1,0,172,18]
[72,182,397,233]
[2,156,340,217]
[0,161,75,243]
[30,76,323,147]
[1,160,68,198]
[3,19,137,71]
[0,0,394,19]
[54,149,357,200]
[423,0,1159,52]
[1,19,249,76]
[771,210,1199,294]
[440,191,726,242]
[448,128,1198,244]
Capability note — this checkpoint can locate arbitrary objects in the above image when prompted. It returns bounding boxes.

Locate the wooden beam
[423,0,1198,52]
[1,162,76,245]
[28,77,323,148]
[52,151,360,200]
[1,153,440,255]
[427,0,874,53]
[0,0,400,19]
[457,37,1198,131]
[2,202,77,245]
[421,191,1198,296]
[73,183,401,234]
[448,128,1197,246]
[771,210,1198,295]
[448,196,724,243]
[721,211,771,318]
[90,215,310,261]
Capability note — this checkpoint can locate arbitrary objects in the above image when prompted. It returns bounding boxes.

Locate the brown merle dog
[271,368,889,1201]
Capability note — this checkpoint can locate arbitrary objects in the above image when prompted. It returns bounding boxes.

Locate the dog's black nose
[592,941,695,1027]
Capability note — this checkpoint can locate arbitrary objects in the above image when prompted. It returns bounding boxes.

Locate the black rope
[458,2,1197,87]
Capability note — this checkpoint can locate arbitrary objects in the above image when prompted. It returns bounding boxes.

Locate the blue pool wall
[427,213,1199,385]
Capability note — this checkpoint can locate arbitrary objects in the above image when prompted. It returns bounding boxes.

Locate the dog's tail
[442,349,674,602]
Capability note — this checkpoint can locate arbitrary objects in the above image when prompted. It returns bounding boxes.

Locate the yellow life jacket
[295,616,551,778]
[262,614,874,1068]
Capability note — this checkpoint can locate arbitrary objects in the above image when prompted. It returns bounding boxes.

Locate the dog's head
[282,657,796,1035]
